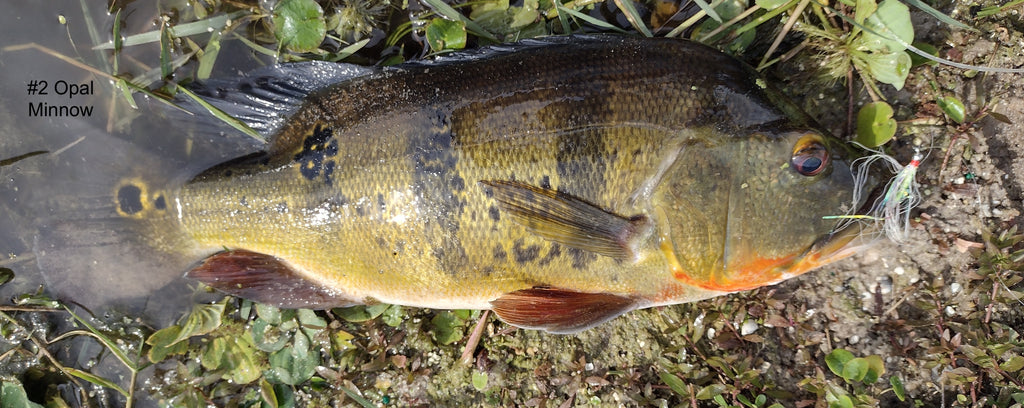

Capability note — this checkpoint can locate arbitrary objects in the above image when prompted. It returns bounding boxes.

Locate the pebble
[740,320,759,336]
[950,282,962,294]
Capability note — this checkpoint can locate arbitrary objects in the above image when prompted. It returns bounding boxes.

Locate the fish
[31,35,877,333]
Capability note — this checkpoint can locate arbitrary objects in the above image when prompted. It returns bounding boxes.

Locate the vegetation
[2,0,1023,406]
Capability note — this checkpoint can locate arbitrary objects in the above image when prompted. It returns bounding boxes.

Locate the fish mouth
[777,180,889,282]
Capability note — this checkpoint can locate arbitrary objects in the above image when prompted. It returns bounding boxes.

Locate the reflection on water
[0,1,269,323]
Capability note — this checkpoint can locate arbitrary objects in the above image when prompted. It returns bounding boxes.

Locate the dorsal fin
[480,180,652,260]
[188,61,375,138]
[491,287,636,334]
[185,249,359,309]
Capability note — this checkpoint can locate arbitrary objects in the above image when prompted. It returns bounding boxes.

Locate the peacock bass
[36,35,876,333]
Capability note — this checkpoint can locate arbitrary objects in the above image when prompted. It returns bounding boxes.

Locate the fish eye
[791,135,829,177]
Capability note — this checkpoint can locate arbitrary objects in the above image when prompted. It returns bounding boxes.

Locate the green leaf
[257,303,283,324]
[381,305,405,327]
[856,101,897,147]
[0,267,13,286]
[272,0,327,53]
[425,18,467,52]
[224,333,263,384]
[937,95,966,124]
[1001,355,1024,372]
[419,0,499,41]
[861,355,885,384]
[297,309,327,329]
[266,331,320,385]
[861,0,913,53]
[890,376,906,401]
[696,384,727,400]
[863,50,912,90]
[841,358,869,382]
[334,304,389,323]
[825,349,855,377]
[173,302,225,344]
[146,325,189,363]
[430,311,466,345]
[472,371,488,391]
[202,336,229,370]
[252,318,290,353]
[833,394,854,408]
[2,381,45,408]
[908,41,939,67]
[260,378,279,408]
[659,372,688,396]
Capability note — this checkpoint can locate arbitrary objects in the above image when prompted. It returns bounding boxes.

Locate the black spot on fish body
[117,185,143,215]
[493,245,507,261]
[568,247,597,270]
[539,175,551,190]
[556,131,606,198]
[450,174,465,191]
[409,115,467,276]
[377,193,386,212]
[294,124,338,183]
[154,195,166,210]
[537,243,562,267]
[239,196,248,207]
[488,205,500,222]
[512,239,541,264]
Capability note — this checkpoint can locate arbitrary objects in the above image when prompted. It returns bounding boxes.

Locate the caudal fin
[14,127,208,322]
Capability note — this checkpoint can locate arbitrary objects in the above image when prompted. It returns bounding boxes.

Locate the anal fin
[186,249,357,309]
[480,180,651,260]
[490,287,636,334]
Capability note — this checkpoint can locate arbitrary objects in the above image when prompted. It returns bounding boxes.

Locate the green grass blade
[553,2,573,34]
[976,0,1024,18]
[196,30,223,80]
[900,0,976,32]
[557,5,629,33]
[65,367,129,397]
[93,11,247,50]
[330,38,371,61]
[692,0,722,22]
[63,308,138,371]
[614,0,652,37]
[732,0,798,37]
[231,33,280,57]
[176,86,264,142]
[340,385,377,408]
[419,0,499,42]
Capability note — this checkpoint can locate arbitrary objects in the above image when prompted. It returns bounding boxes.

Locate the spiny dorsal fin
[189,61,375,139]
[491,287,636,334]
[480,180,651,260]
[186,249,358,309]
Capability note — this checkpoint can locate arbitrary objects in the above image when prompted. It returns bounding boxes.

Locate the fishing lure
[826,148,924,243]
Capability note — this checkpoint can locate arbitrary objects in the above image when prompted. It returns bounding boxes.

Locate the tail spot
[114,179,168,218]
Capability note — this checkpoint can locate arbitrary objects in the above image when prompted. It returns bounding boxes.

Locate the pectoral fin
[480,180,650,260]
[491,287,637,334]
[186,249,358,309]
